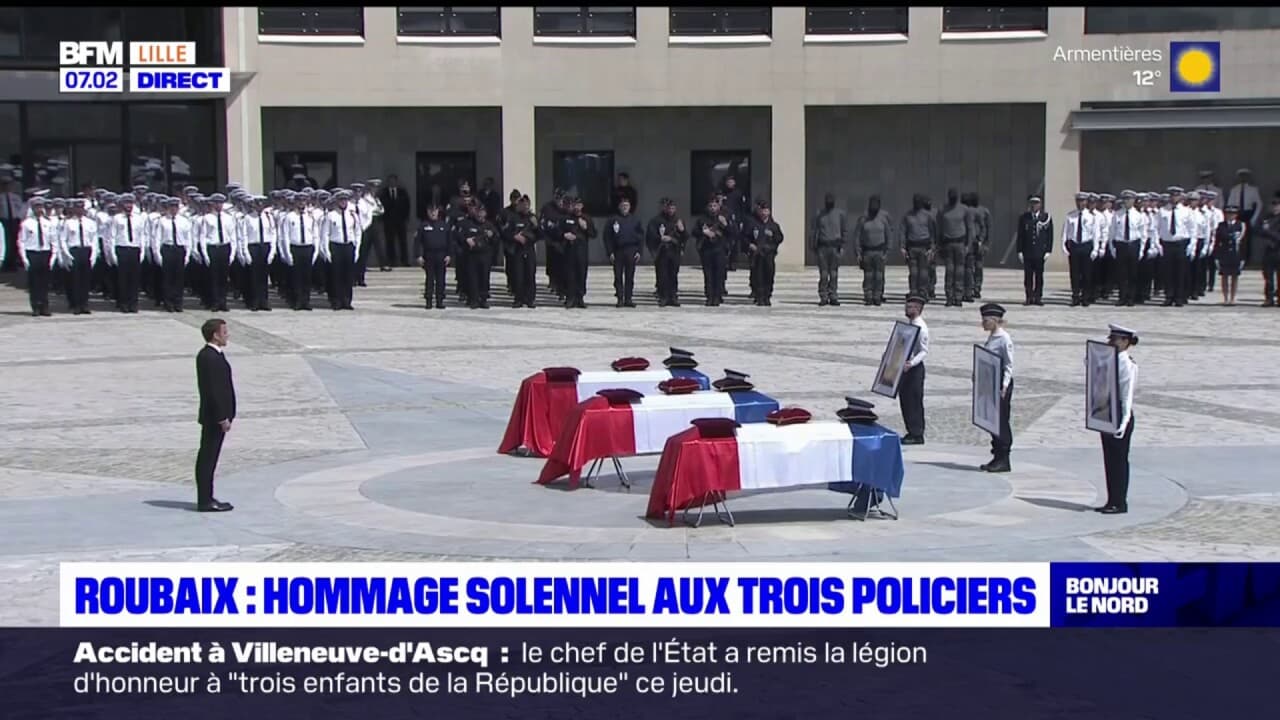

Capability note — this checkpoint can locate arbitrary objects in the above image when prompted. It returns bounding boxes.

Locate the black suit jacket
[379,186,411,224]
[197,345,236,426]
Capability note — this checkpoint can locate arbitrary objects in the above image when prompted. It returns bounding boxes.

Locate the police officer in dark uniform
[645,198,688,307]
[743,198,783,306]
[694,195,728,306]
[721,175,748,276]
[604,196,644,308]
[558,195,594,309]
[414,204,452,309]
[458,203,493,309]
[937,188,972,307]
[900,194,937,301]
[539,189,567,302]
[963,192,992,301]
[1257,192,1280,307]
[1015,195,1052,306]
[852,195,891,306]
[503,194,539,309]
[498,189,521,294]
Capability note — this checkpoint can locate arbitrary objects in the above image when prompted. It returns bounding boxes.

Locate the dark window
[534,7,636,36]
[23,8,123,60]
[274,152,338,190]
[553,151,614,216]
[0,9,20,58]
[690,150,751,215]
[1085,7,1280,34]
[943,7,1047,32]
[397,7,501,36]
[0,103,20,186]
[259,7,364,36]
[27,103,122,141]
[806,7,908,35]
[130,104,217,193]
[670,7,772,35]
[415,151,476,219]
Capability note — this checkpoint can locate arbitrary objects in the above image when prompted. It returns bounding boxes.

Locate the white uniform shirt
[1202,206,1224,257]
[153,214,195,264]
[198,211,237,264]
[1095,208,1113,258]
[59,216,99,267]
[905,315,929,369]
[18,216,59,268]
[238,211,278,265]
[1225,183,1263,226]
[1142,209,1161,258]
[984,328,1014,394]
[106,210,147,265]
[1115,350,1137,437]
[1061,209,1098,256]
[324,206,364,254]
[279,210,320,266]
[1109,207,1145,256]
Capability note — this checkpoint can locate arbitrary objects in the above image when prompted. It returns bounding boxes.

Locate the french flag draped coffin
[499,368,709,457]
[645,421,905,525]
[537,391,780,487]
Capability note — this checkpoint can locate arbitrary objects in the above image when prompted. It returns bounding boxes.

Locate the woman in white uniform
[1098,324,1138,514]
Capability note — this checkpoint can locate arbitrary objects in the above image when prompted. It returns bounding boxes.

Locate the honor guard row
[5,181,387,316]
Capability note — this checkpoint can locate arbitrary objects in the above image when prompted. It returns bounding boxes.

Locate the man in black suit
[379,174,411,268]
[195,318,236,512]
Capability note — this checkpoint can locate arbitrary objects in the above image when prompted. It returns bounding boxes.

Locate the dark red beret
[611,357,650,372]
[542,366,581,382]
[766,407,812,426]
[596,388,645,405]
[691,417,739,438]
[658,377,702,395]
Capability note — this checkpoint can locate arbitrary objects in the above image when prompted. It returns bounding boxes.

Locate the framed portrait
[871,321,921,399]
[1085,340,1120,434]
[971,344,1004,435]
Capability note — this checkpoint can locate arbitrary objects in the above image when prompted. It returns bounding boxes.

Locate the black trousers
[1023,252,1046,301]
[941,239,966,302]
[700,248,725,303]
[655,249,681,304]
[356,223,386,282]
[1161,241,1189,304]
[67,246,93,310]
[898,363,926,438]
[545,244,565,295]
[206,243,232,309]
[752,251,777,300]
[563,241,588,304]
[510,249,537,306]
[195,422,226,505]
[1101,415,1135,510]
[1263,251,1280,304]
[0,219,18,272]
[1114,242,1140,304]
[160,245,187,309]
[327,242,356,308]
[965,243,985,297]
[991,380,1013,457]
[383,220,406,267]
[25,250,52,311]
[115,246,142,311]
[289,245,315,309]
[422,253,448,304]
[612,250,637,304]
[244,243,272,310]
[1067,245,1093,301]
[466,249,492,305]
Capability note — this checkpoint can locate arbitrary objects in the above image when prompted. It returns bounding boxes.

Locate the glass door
[415,151,476,220]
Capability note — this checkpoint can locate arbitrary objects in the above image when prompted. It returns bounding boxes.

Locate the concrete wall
[535,107,772,264]
[806,104,1046,266]
[259,107,502,203]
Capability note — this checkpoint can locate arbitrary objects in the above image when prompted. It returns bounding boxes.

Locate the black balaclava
[947,188,959,208]
[912,194,926,213]
[867,195,881,218]
[824,193,835,211]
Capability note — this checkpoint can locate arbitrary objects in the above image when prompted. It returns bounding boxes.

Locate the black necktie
[1076,213,1083,243]
[216,213,223,244]
[4,194,11,220]
[342,211,348,244]
[299,214,305,244]
[78,220,84,247]
[258,213,265,244]
[1124,211,1130,242]
[37,219,44,250]
[171,218,177,244]
[126,213,133,244]
[1169,207,1176,236]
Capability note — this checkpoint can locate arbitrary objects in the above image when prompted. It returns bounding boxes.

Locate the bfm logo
[59,41,228,94]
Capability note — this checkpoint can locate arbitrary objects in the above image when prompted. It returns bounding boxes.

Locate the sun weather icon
[1169,41,1220,92]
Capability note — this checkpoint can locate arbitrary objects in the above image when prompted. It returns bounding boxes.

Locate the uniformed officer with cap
[852,195,892,306]
[694,194,729,306]
[108,191,146,313]
[502,193,539,309]
[604,195,644,308]
[280,191,319,310]
[1157,186,1192,306]
[899,294,929,445]
[1094,193,1116,301]
[1258,192,1280,307]
[743,197,783,306]
[198,193,235,311]
[59,200,98,314]
[1096,323,1138,514]
[18,197,56,315]
[1062,192,1098,306]
[1110,190,1144,306]
[323,189,361,310]
[540,188,568,302]
[155,196,194,312]
[1226,168,1262,228]
[238,195,276,311]
[1015,194,1052,305]
[1199,189,1224,296]
[979,303,1014,473]
[1216,204,1247,305]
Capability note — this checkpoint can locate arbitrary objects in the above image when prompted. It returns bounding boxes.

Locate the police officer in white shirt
[1062,192,1098,306]
[1094,193,1116,301]
[356,179,385,287]
[899,294,930,445]
[280,193,320,311]
[18,197,57,316]
[59,201,99,315]
[238,196,277,312]
[1097,324,1139,515]
[1185,190,1210,302]
[1110,190,1145,307]
[1137,192,1161,304]
[1227,168,1263,229]
[198,193,236,312]
[155,197,194,312]
[1200,189,1223,295]
[107,193,146,313]
[324,189,362,311]
[1157,186,1192,307]
[979,303,1014,473]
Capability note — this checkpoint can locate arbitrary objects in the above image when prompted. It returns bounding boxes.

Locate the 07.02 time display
[59,67,124,93]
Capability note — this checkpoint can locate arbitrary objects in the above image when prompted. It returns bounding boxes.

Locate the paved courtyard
[1,266,1278,625]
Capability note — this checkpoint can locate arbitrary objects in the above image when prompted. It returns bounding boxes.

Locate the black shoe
[357,281,368,287]
[985,459,1011,473]
[524,302,533,309]
[963,295,974,303]
[901,435,924,446]
[828,299,838,307]
[669,301,681,307]
[616,300,624,308]
[217,305,228,312]
[1162,300,1175,307]
[624,301,636,308]
[973,290,982,299]
[197,500,234,513]
[479,301,490,309]
[819,298,829,307]
[437,301,447,309]
[1099,506,1127,515]
[30,309,39,317]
